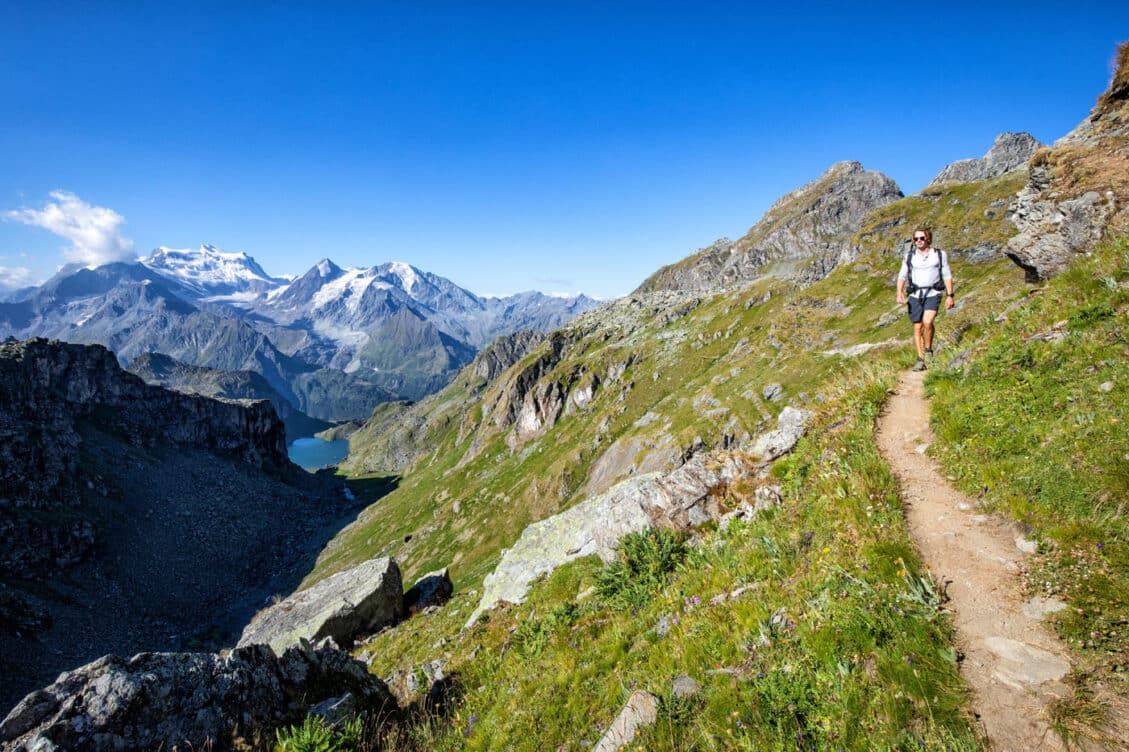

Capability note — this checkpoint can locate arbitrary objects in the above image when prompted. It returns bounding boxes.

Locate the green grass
[289,232,1026,749]
[342,364,982,750]
[928,234,1129,736]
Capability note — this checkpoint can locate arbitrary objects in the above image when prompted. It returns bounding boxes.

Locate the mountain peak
[140,244,283,297]
[635,161,901,294]
[926,132,1041,188]
[315,258,340,277]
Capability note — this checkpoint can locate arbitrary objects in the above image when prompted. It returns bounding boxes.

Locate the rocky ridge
[926,131,1042,187]
[341,329,547,475]
[636,160,903,293]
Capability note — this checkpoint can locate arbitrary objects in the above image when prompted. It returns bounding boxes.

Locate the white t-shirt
[898,248,952,298]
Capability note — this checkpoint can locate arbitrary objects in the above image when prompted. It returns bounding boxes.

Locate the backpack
[904,247,947,296]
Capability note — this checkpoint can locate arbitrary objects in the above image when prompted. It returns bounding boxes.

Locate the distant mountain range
[0,245,600,422]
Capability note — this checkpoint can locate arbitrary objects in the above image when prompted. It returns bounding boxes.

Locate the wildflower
[822,547,831,554]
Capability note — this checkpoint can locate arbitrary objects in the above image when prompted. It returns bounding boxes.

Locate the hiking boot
[912,358,927,372]
[925,347,935,362]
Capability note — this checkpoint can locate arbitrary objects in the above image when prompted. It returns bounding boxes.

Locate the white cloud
[4,190,135,268]
[0,265,35,289]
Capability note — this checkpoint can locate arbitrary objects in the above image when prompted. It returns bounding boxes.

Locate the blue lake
[288,437,349,471]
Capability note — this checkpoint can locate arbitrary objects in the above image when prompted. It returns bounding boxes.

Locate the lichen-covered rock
[238,557,403,653]
[466,409,812,626]
[926,132,1041,187]
[0,640,396,752]
[465,474,659,627]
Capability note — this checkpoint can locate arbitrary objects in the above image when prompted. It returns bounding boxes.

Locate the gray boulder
[748,406,814,461]
[403,567,454,615]
[0,640,396,752]
[926,132,1041,187]
[238,557,403,653]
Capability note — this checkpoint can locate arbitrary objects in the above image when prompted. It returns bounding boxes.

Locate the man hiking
[896,226,953,371]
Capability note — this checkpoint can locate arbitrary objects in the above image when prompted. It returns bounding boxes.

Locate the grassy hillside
[313,255,1017,591]
[851,172,1026,257]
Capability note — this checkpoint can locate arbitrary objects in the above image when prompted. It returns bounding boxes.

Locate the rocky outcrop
[404,568,454,615]
[926,132,1041,187]
[0,640,396,752]
[342,330,546,476]
[1007,43,1129,280]
[636,161,902,292]
[1,338,287,510]
[238,557,403,653]
[127,351,332,442]
[471,330,545,382]
[0,338,358,714]
[466,408,812,627]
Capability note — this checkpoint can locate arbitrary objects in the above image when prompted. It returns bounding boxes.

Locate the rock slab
[593,691,658,752]
[238,557,403,653]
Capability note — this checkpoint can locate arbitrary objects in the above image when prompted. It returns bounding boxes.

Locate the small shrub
[274,715,362,752]
[596,528,686,609]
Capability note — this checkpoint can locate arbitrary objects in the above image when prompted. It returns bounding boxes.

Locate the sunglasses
[913,236,928,241]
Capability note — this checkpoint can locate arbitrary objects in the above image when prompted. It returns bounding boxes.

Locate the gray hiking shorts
[907,294,940,324]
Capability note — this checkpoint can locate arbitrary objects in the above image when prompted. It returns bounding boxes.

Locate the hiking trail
[876,370,1073,751]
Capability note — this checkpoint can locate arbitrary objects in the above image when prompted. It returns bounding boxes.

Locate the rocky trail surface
[877,370,1074,751]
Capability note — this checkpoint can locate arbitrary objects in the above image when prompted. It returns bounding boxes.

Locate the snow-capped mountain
[141,244,287,300]
[3,245,600,421]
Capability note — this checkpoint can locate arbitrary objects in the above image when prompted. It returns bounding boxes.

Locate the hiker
[896,227,953,371]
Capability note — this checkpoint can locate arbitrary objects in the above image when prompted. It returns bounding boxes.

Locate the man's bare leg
[922,309,938,355]
[913,322,925,358]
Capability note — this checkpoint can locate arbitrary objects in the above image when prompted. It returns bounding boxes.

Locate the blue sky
[1,2,1126,298]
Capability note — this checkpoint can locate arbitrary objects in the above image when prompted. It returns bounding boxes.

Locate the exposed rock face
[341,329,546,475]
[1007,43,1129,280]
[636,161,902,292]
[127,350,332,442]
[0,640,396,752]
[1,339,288,509]
[238,557,403,654]
[926,132,1042,187]
[0,338,350,715]
[472,330,545,382]
[466,408,812,626]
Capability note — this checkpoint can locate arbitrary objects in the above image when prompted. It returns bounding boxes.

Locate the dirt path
[876,370,1073,752]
